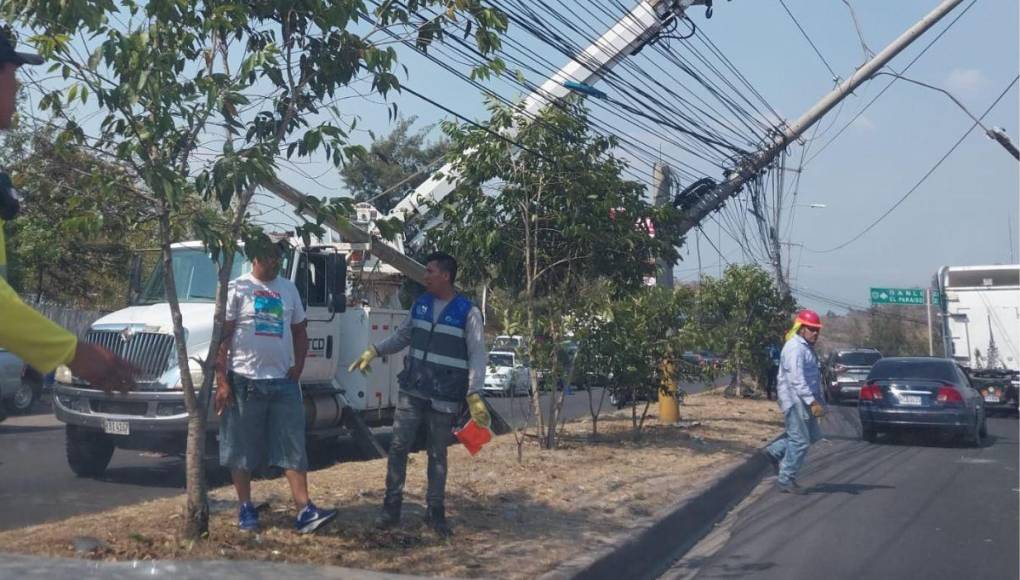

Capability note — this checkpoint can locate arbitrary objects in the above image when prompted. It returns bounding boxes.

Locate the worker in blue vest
[349,252,488,537]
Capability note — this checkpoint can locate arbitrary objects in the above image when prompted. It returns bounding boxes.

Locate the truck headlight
[55,365,74,384]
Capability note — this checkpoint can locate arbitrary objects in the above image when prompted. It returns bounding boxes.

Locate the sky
[14,0,1020,316]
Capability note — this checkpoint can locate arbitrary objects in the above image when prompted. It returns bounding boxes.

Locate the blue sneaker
[295,502,337,534]
[238,501,259,531]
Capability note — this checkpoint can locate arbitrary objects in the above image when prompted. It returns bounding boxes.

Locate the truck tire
[66,424,115,477]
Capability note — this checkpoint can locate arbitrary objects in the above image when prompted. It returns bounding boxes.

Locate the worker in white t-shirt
[214,240,337,534]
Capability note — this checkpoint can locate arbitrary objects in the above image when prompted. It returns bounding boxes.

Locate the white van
[483,350,530,397]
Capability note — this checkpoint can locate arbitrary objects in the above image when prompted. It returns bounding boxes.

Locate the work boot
[424,505,452,538]
[777,480,806,495]
[375,500,401,530]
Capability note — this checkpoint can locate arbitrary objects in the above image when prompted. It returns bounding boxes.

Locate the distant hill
[815,305,942,359]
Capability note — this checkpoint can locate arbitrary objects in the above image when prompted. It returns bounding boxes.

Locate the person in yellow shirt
[0,30,135,392]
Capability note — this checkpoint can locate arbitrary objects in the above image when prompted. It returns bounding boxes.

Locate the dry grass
[0,388,782,579]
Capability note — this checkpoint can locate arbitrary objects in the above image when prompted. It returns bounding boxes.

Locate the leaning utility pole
[652,161,681,424]
[653,161,675,290]
[677,0,967,236]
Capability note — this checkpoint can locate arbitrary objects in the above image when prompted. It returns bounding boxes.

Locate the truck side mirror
[326,252,347,314]
[127,254,143,305]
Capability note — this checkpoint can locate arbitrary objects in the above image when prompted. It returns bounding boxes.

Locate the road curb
[539,451,768,580]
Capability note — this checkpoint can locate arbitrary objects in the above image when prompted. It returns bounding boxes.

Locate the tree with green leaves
[1,122,191,309]
[5,0,507,538]
[573,284,704,434]
[340,115,448,214]
[693,265,794,397]
[429,98,685,449]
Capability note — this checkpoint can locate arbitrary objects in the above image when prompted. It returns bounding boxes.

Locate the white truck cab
[53,237,406,476]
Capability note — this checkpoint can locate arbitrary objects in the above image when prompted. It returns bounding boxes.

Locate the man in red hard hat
[764,309,826,494]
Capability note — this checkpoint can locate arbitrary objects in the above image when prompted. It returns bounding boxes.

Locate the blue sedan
[859,357,986,446]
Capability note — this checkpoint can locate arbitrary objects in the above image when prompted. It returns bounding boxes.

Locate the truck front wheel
[66,424,115,477]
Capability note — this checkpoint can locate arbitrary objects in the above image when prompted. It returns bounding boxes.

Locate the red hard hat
[795,309,823,329]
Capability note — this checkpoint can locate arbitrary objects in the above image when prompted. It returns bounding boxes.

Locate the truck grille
[91,400,149,416]
[83,330,176,381]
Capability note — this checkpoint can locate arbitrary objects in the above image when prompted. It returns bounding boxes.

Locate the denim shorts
[219,374,308,472]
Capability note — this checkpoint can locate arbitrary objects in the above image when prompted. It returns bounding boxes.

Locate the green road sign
[870,287,927,305]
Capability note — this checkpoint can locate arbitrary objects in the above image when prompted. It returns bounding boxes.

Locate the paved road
[663,405,1019,580]
[0,382,719,531]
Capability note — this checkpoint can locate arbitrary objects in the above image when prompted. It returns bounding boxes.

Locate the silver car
[0,349,39,416]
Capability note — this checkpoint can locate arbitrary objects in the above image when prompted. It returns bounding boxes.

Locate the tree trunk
[523,214,545,447]
[637,398,652,433]
[545,379,559,449]
[158,208,208,539]
[183,413,208,538]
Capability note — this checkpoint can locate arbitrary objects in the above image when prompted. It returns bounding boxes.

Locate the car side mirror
[326,253,347,314]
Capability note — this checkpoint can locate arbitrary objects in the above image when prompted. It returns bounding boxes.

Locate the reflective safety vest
[401,292,472,402]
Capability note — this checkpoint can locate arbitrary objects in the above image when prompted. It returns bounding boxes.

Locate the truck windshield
[488,353,515,367]
[137,248,253,304]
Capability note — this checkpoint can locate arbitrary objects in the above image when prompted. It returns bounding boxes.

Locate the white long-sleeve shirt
[776,334,821,413]
[374,297,485,413]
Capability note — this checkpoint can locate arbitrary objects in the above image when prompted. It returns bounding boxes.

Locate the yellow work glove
[348,346,378,373]
[810,400,825,418]
[466,393,491,429]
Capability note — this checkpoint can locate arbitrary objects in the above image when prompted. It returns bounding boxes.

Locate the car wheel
[966,414,983,448]
[862,426,877,443]
[65,424,115,478]
[5,382,39,415]
[978,413,988,438]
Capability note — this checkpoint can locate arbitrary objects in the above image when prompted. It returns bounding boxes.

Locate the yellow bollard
[659,359,680,424]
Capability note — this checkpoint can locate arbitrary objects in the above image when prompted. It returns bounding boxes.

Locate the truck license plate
[103,419,130,436]
[899,395,922,406]
[984,395,1000,403]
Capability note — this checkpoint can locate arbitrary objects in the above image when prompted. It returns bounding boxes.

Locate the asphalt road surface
[0,382,717,531]
[662,405,1019,580]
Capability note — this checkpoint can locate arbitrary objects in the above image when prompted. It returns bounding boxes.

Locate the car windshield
[868,360,957,382]
[836,352,882,366]
[492,337,520,350]
[488,353,514,367]
[137,248,253,305]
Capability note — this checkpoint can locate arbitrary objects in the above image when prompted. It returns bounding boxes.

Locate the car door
[293,249,341,383]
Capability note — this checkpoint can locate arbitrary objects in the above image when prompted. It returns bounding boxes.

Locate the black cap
[0,31,43,66]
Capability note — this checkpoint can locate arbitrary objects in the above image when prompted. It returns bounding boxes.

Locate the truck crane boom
[266,0,711,285]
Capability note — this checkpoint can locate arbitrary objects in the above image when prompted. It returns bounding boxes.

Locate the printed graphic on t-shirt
[253,289,284,337]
